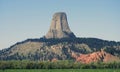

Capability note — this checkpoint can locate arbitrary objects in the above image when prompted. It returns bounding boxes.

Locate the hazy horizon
[0,0,120,49]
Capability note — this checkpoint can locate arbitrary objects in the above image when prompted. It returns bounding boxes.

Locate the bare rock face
[73,50,120,64]
[45,12,76,39]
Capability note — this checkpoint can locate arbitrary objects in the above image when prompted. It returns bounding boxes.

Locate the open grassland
[0,69,120,72]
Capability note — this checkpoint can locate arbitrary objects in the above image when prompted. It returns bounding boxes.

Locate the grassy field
[0,69,119,72]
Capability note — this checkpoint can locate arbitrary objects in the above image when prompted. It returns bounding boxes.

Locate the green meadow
[0,69,120,72]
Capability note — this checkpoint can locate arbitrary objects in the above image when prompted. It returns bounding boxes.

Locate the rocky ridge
[72,50,120,63]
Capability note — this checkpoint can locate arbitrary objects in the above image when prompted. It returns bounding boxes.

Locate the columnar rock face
[45,12,76,39]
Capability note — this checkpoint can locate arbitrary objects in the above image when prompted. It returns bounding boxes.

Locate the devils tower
[0,12,120,63]
[45,12,76,39]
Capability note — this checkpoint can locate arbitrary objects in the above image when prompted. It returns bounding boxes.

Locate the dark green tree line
[0,60,120,69]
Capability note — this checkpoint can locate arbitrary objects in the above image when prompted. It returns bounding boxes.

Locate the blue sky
[0,0,120,49]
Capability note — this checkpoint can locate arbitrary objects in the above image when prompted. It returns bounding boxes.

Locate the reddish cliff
[72,50,120,64]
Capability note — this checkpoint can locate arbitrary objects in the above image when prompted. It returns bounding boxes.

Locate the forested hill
[0,37,120,61]
[7,37,120,50]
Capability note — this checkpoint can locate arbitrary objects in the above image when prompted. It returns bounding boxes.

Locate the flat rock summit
[45,12,76,39]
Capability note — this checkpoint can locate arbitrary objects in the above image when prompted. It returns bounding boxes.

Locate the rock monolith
[45,12,76,39]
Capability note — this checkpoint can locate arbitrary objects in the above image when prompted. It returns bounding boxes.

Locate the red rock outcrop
[73,50,120,64]
[51,58,58,62]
